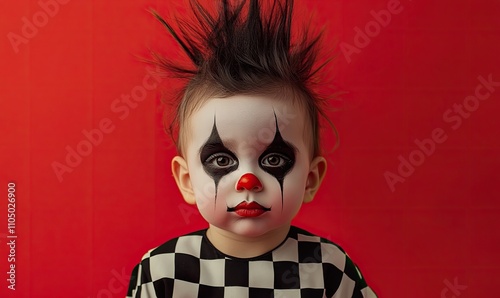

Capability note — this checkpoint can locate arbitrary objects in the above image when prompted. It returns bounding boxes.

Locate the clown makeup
[200,113,296,210]
[258,112,296,208]
[182,94,316,238]
[199,117,239,204]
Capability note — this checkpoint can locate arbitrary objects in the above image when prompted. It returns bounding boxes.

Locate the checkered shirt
[127,226,377,297]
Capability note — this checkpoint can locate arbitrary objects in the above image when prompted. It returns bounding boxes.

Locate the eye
[261,153,290,168]
[205,153,237,168]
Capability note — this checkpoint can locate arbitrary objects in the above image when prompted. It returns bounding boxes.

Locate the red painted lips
[229,201,270,217]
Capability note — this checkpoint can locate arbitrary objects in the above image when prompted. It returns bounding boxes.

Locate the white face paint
[184,94,312,237]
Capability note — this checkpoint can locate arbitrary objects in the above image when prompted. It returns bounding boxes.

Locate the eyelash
[204,152,291,169]
[260,153,291,168]
[205,152,238,168]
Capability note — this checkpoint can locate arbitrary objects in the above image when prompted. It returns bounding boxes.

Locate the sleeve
[126,263,140,298]
[345,256,378,298]
[126,253,166,298]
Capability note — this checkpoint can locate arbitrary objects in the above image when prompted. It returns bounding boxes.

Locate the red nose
[236,173,263,191]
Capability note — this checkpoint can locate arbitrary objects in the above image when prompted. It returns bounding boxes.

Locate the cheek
[259,159,309,210]
[276,169,309,221]
[192,173,249,226]
[188,162,235,217]
[188,163,214,203]
[190,171,219,222]
[282,159,310,202]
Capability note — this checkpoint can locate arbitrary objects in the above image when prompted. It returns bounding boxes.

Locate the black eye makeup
[258,112,296,209]
[200,116,239,205]
[260,153,292,169]
[205,153,238,170]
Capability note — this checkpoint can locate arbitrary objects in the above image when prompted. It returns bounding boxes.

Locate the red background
[1,0,500,297]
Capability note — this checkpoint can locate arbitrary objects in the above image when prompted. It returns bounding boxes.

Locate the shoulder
[286,226,350,266]
[288,226,377,297]
[139,229,207,265]
[288,225,347,255]
[289,226,362,276]
[127,229,208,298]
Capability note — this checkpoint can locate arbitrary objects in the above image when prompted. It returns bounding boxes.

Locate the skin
[172,94,327,258]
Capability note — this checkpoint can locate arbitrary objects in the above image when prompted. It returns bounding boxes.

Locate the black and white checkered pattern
[127,226,377,297]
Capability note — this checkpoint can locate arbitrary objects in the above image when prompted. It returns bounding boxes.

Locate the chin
[221,219,289,238]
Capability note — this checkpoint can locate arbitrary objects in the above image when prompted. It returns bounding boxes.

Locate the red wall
[1,0,499,297]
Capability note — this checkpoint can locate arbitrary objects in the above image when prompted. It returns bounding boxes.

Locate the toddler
[127,0,377,297]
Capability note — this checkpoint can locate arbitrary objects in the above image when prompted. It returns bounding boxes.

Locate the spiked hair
[151,0,333,156]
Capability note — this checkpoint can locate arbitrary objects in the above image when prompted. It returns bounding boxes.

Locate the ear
[171,156,196,205]
[303,156,327,203]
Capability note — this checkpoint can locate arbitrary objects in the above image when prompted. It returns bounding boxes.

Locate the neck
[206,224,291,258]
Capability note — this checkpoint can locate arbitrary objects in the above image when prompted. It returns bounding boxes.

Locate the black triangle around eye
[258,111,296,210]
[259,111,296,178]
[200,115,239,206]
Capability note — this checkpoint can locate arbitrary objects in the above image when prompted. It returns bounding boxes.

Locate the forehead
[185,94,308,153]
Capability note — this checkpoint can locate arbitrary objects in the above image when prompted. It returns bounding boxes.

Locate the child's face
[178,94,321,238]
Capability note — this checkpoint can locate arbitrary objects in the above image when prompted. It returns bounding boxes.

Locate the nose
[236,173,263,192]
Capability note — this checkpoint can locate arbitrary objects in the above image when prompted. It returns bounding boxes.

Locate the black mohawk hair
[150,0,325,93]
[150,0,337,156]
